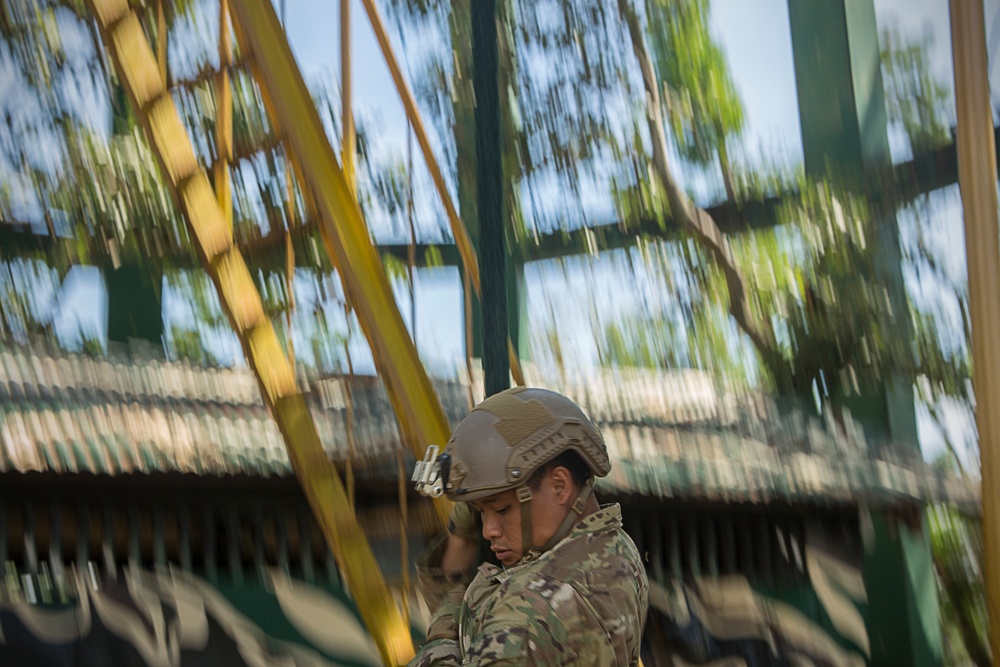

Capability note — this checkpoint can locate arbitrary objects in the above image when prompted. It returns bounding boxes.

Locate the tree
[880,26,951,157]
[0,0,419,366]
[646,0,744,202]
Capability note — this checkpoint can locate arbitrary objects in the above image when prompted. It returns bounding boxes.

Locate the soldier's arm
[441,531,478,575]
[410,503,480,667]
[416,502,480,612]
[407,584,467,667]
[442,501,479,574]
[407,638,463,667]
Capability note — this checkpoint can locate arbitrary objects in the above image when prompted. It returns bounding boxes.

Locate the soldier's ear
[550,466,573,502]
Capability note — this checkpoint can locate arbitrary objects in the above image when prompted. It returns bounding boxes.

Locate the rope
[399,117,415,632]
[344,301,357,511]
[464,268,475,410]
[407,103,417,347]
[397,446,410,631]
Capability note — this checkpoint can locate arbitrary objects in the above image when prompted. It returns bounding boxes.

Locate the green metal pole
[104,264,163,345]
[472,0,509,398]
[787,2,940,664]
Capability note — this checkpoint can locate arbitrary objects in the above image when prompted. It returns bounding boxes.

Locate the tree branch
[932,537,991,667]
[618,0,788,386]
[917,381,970,481]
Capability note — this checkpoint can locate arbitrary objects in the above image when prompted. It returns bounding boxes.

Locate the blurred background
[0,0,994,665]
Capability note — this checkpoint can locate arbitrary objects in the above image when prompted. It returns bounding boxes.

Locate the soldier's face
[475,489,524,565]
[474,467,574,566]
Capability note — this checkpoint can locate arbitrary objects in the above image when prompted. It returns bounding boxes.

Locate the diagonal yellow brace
[87,2,415,664]
[228,1,454,509]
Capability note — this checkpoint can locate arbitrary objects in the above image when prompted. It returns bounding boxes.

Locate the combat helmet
[413,386,611,561]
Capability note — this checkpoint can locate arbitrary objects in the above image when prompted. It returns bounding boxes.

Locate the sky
[31,0,996,466]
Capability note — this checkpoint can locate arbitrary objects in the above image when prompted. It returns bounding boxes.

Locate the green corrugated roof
[0,338,980,511]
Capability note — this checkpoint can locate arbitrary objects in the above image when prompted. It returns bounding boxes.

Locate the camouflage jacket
[410,504,648,666]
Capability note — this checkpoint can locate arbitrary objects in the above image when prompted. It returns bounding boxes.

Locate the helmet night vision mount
[412,445,450,498]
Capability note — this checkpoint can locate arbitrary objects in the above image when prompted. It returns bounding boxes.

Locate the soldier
[410,387,648,666]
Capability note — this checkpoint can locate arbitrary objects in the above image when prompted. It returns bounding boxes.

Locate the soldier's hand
[447,500,479,540]
[442,502,479,576]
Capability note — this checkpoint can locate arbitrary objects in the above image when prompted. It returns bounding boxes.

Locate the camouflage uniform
[410,504,648,666]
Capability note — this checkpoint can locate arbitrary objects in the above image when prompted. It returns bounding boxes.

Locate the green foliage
[767,180,903,394]
[0,0,974,432]
[599,316,679,369]
[0,0,431,372]
[601,171,900,397]
[646,0,744,168]
[80,332,103,357]
[168,324,219,366]
[164,269,226,328]
[424,245,444,267]
[928,505,991,667]
[880,26,951,156]
[609,123,672,230]
[729,149,803,203]
[0,259,60,341]
[381,253,411,282]
[380,0,972,415]
[385,0,641,244]
[0,2,186,272]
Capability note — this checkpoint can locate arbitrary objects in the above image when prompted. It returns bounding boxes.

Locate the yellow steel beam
[86,2,414,664]
[228,0,453,522]
[950,1,1000,659]
[359,0,524,387]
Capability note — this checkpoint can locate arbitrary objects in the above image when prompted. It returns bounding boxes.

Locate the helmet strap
[516,486,539,562]
[516,478,596,563]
